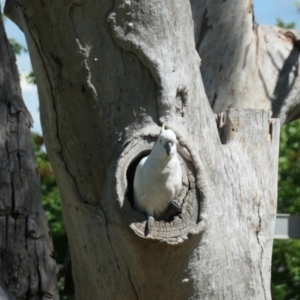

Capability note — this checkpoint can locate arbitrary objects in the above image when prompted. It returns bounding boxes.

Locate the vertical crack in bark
[20,6,61,151]
[256,197,267,300]
[5,215,8,253]
[211,92,217,110]
[268,121,273,142]
[5,109,15,215]
[225,143,269,298]
[124,261,139,300]
[103,212,120,271]
[63,144,98,206]
[35,244,43,298]
[85,200,121,290]
[243,40,252,69]
[10,172,15,214]
[25,216,28,251]
[16,111,22,183]
[21,5,97,208]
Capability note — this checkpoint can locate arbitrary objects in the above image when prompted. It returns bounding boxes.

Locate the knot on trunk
[115,126,206,244]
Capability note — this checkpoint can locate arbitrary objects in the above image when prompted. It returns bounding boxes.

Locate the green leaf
[8,38,27,55]
[26,71,36,84]
[276,18,296,29]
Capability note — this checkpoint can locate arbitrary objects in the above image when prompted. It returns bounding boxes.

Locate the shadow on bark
[259,33,300,122]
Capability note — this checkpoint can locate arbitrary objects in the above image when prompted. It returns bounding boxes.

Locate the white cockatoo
[133,125,182,235]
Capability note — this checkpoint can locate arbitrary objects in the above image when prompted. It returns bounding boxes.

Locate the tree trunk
[4,0,289,299]
[0,13,58,300]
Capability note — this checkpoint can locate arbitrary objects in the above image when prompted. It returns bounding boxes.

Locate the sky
[1,0,299,134]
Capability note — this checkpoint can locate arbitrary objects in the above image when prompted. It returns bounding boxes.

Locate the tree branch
[257,26,300,124]
[191,0,300,125]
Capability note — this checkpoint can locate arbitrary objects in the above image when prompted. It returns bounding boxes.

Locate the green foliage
[272,10,300,299]
[2,14,27,55]
[8,38,27,55]
[278,120,300,214]
[26,70,36,84]
[271,120,300,300]
[5,17,33,81]
[276,18,296,29]
[272,240,300,300]
[31,133,68,297]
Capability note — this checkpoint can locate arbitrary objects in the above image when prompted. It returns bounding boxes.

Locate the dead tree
[4,0,300,299]
[0,13,58,299]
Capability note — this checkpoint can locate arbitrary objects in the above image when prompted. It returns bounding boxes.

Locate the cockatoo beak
[164,141,172,156]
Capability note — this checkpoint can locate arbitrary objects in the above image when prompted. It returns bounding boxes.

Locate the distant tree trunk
[5,0,300,299]
[0,14,58,300]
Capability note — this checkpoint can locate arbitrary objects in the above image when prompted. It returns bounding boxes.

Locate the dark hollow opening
[126,150,151,208]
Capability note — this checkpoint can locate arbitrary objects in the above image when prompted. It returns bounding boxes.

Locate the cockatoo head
[154,128,178,159]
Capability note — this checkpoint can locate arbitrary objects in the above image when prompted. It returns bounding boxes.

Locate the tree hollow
[115,128,202,244]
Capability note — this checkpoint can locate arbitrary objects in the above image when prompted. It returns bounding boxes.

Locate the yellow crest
[161,123,167,133]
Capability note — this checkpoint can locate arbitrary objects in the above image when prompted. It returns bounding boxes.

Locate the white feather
[133,129,182,220]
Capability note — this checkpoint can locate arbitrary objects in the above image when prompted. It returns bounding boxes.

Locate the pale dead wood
[4,0,281,299]
[191,0,300,125]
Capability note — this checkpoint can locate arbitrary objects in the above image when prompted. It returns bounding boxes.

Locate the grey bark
[191,0,300,125]
[4,0,285,299]
[0,13,58,300]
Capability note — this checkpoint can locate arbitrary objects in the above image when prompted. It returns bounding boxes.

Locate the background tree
[5,15,68,298]
[0,13,58,299]
[3,1,298,297]
[31,133,68,298]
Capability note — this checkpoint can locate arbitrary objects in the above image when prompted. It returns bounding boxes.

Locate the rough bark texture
[0,13,58,300]
[4,0,283,299]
